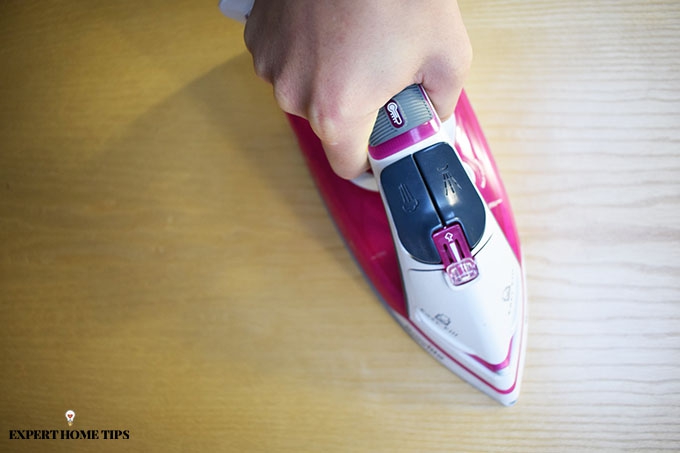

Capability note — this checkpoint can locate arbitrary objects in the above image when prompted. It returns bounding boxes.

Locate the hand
[244,0,472,179]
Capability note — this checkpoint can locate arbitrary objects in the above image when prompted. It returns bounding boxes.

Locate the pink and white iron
[217,0,527,405]
[289,86,527,405]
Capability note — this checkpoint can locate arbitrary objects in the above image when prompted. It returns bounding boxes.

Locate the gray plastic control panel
[380,142,486,264]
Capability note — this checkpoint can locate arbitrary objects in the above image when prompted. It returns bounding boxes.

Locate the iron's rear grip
[369,85,435,148]
[368,85,442,161]
[368,85,486,272]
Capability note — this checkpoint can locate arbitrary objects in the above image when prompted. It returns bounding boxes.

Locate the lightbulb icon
[65,410,75,426]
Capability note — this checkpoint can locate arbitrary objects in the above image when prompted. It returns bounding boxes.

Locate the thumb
[419,52,470,122]
[418,15,472,121]
[422,78,462,123]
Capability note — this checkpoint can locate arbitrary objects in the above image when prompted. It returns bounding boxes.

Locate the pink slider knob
[432,224,479,286]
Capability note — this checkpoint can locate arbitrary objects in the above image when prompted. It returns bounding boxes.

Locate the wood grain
[1,0,678,451]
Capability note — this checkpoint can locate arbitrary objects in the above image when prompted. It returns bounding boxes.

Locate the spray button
[415,142,486,248]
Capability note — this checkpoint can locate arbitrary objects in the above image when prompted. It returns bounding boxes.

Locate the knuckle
[243,18,261,53]
[244,27,273,83]
[272,81,302,115]
[307,97,347,146]
[252,58,271,83]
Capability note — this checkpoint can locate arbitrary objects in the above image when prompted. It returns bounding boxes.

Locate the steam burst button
[414,143,486,248]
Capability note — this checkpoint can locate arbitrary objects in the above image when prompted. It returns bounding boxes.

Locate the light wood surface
[1,1,679,451]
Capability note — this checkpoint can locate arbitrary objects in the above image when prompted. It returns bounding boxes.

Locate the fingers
[243,0,472,181]
[300,40,472,181]
[269,74,376,179]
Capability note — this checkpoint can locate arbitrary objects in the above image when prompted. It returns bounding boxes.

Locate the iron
[288,86,527,405]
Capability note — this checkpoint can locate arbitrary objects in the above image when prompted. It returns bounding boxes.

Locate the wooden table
[1,1,679,451]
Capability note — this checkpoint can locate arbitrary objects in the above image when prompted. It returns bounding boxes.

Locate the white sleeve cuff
[218,0,255,23]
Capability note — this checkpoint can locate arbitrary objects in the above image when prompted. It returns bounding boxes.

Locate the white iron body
[366,86,527,405]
